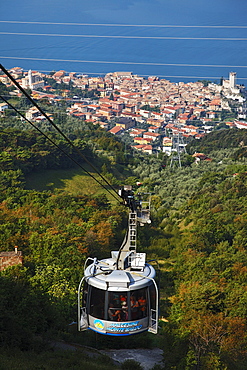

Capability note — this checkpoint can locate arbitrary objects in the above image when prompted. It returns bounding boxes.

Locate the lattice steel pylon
[170,131,182,168]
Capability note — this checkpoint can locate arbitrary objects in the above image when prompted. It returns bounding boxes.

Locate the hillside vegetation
[1,125,247,369]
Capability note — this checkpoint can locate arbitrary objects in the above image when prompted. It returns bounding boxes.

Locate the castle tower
[229,72,236,90]
[28,69,33,89]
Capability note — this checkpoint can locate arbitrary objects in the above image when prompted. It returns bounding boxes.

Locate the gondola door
[78,277,89,331]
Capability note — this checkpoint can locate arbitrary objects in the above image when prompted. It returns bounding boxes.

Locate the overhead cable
[0,63,121,203]
[0,95,108,184]
[1,56,247,69]
[0,94,120,202]
[1,31,247,41]
[1,20,247,29]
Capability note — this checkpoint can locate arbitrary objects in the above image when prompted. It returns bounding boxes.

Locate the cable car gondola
[78,186,159,336]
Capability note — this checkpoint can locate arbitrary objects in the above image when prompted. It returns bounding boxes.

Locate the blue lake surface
[1,0,247,84]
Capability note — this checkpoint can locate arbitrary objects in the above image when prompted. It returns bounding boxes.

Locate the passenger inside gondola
[105,289,150,322]
[138,295,147,318]
[108,292,128,321]
[130,295,139,319]
[121,301,128,320]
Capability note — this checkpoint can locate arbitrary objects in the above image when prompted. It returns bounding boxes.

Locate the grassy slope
[24,166,119,204]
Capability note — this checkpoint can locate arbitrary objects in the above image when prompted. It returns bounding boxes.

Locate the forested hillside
[163,170,247,368]
[129,129,247,368]
[1,125,247,369]
[187,128,247,154]
[0,127,129,360]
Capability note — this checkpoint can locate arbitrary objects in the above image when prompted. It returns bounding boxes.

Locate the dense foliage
[129,129,247,368]
[187,128,247,154]
[0,127,129,355]
[164,171,247,368]
[1,125,247,369]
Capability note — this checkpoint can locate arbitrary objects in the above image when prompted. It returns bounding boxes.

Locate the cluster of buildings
[1,67,246,155]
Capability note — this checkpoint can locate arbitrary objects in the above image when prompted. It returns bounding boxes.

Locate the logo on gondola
[107,321,143,333]
[94,319,104,330]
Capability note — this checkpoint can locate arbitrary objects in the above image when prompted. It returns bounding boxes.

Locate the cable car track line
[1,56,247,69]
[0,63,121,203]
[2,32,247,41]
[0,94,119,199]
[1,20,247,28]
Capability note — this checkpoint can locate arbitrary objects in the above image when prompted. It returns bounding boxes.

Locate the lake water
[1,0,247,84]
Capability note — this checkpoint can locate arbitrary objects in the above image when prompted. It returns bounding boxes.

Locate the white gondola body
[78,188,159,336]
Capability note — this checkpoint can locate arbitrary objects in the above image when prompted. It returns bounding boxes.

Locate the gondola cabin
[78,187,159,336]
[78,253,158,335]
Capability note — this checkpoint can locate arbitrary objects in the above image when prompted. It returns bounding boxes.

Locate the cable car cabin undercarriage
[78,187,159,336]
